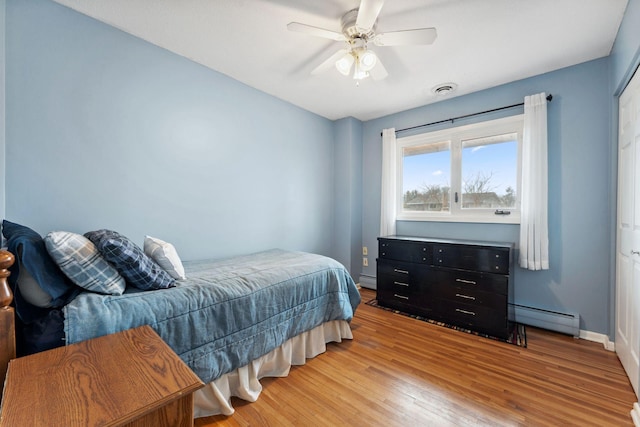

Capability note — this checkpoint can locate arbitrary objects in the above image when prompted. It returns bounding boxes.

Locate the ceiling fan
[287,0,437,82]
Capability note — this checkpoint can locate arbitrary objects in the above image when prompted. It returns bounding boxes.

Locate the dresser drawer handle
[455,293,476,301]
[455,308,476,316]
[455,278,477,285]
[394,294,409,300]
[394,281,409,287]
[393,269,409,274]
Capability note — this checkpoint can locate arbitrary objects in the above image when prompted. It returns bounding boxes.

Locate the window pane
[461,133,517,209]
[402,141,451,212]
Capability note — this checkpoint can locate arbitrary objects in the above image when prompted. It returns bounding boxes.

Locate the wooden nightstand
[0,325,204,427]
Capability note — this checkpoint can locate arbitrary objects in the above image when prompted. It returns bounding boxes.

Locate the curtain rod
[383,94,553,136]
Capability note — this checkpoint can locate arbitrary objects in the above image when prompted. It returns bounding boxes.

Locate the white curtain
[380,128,397,237]
[519,93,549,270]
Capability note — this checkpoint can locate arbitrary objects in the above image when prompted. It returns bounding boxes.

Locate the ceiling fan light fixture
[335,53,355,76]
[352,59,369,80]
[358,50,377,72]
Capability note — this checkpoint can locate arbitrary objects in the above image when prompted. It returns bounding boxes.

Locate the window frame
[395,114,524,224]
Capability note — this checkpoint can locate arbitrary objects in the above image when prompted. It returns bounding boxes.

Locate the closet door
[616,66,640,397]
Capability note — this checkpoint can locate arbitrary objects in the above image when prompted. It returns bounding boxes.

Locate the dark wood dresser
[377,236,514,339]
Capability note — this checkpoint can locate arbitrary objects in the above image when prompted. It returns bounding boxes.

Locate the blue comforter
[63,249,361,383]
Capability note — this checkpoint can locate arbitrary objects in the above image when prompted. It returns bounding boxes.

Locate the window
[402,140,451,212]
[397,115,523,223]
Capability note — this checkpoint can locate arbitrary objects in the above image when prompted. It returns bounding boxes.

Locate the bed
[0,220,361,418]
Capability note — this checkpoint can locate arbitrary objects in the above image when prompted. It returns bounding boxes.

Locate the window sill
[397,212,521,225]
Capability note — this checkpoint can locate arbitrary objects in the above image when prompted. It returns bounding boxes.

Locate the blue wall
[361,58,613,334]
[4,0,337,261]
[333,117,363,276]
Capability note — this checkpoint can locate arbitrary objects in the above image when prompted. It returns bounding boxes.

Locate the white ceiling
[53,0,628,121]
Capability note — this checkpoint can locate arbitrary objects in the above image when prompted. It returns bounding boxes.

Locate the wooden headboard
[0,250,16,384]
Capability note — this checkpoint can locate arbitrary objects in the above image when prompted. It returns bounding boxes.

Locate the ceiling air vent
[432,83,457,96]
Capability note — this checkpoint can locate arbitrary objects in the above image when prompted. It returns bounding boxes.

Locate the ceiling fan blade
[374,28,437,46]
[356,0,384,32]
[311,49,349,76]
[369,58,388,81]
[287,22,346,41]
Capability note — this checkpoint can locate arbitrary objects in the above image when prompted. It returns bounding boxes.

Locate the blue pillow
[84,229,175,291]
[1,220,80,322]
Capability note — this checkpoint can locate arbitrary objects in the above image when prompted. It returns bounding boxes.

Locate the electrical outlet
[362,246,368,256]
[363,257,368,267]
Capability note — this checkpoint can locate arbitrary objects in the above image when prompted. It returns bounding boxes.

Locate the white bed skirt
[193,320,353,418]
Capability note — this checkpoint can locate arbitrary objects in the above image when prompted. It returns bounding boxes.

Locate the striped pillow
[85,229,175,291]
[44,231,126,295]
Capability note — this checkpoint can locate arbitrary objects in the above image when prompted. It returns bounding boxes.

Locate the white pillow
[143,236,186,280]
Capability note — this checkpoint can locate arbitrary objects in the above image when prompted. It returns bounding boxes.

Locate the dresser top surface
[0,325,204,426]
[379,235,514,250]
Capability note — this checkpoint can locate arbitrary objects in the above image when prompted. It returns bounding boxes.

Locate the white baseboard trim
[579,330,615,351]
[631,402,640,426]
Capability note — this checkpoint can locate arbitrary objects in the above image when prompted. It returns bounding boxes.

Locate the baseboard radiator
[511,304,580,337]
[359,274,377,289]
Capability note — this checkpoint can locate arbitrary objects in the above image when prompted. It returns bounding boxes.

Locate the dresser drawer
[377,260,429,297]
[377,259,413,282]
[377,259,433,313]
[376,288,437,319]
[377,288,418,309]
[431,268,508,295]
[433,244,509,274]
[376,278,415,299]
[433,299,509,338]
[437,284,507,309]
[379,239,430,264]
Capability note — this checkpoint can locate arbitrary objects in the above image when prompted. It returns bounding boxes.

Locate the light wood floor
[195,288,637,426]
